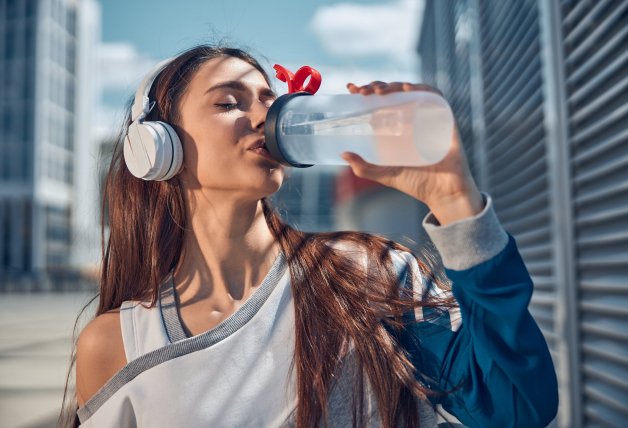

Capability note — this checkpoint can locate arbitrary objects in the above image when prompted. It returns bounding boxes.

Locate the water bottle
[264,91,455,168]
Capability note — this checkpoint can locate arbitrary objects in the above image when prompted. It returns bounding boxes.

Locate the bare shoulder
[76,308,127,407]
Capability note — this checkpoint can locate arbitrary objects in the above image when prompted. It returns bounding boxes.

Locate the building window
[25,0,37,19]
[65,161,73,185]
[24,20,35,59]
[45,206,71,267]
[23,105,33,180]
[7,1,19,20]
[67,80,75,111]
[22,199,32,271]
[67,8,76,37]
[2,108,10,139]
[67,41,76,75]
[1,201,10,269]
[66,116,74,149]
[5,25,15,59]
[23,60,32,100]
[45,205,71,244]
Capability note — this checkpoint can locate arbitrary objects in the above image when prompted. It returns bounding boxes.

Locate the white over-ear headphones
[124,59,184,181]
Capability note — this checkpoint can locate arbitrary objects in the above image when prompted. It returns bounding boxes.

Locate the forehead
[192,56,269,89]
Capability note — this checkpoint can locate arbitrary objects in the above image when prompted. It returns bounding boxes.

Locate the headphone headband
[131,58,173,122]
[124,56,183,181]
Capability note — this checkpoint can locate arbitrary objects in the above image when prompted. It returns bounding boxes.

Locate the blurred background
[0,0,626,426]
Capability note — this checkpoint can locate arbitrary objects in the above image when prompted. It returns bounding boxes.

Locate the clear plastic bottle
[264,91,454,168]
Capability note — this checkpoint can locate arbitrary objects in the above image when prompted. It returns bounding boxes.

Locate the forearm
[424,186,485,227]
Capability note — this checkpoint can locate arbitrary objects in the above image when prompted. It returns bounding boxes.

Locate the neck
[173,190,281,307]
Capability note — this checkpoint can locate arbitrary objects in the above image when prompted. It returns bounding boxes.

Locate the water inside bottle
[278,101,451,166]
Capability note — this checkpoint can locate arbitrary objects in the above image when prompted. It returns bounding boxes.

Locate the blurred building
[271,166,339,232]
[333,167,430,251]
[0,0,101,287]
[273,165,428,252]
[418,0,628,426]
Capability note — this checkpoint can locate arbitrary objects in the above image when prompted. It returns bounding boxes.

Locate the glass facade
[0,0,81,277]
[45,204,70,267]
[0,198,32,272]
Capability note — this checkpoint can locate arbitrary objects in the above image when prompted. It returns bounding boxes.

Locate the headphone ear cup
[125,121,182,181]
[155,121,183,181]
[142,121,172,181]
[124,121,159,180]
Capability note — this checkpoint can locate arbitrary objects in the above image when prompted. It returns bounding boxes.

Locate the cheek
[189,139,235,181]
[183,119,236,166]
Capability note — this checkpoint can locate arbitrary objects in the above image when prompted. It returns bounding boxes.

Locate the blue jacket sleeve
[391,194,558,428]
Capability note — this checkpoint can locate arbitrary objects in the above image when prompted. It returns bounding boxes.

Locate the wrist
[426,188,485,226]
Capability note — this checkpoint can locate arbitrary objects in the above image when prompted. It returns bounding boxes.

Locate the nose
[251,99,271,131]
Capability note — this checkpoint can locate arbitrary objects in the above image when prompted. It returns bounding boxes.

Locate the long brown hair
[58,45,455,428]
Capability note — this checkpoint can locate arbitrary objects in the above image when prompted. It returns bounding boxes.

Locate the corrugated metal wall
[474,0,558,349]
[419,0,477,178]
[418,0,628,426]
[561,1,628,426]
[477,0,564,423]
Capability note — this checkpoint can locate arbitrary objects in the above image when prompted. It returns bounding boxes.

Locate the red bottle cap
[273,64,322,94]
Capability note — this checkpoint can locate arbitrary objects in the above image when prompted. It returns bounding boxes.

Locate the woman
[60,45,558,427]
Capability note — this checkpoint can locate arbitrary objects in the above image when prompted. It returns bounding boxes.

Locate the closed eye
[215,103,239,110]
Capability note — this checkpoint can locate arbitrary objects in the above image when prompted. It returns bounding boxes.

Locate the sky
[96,0,425,133]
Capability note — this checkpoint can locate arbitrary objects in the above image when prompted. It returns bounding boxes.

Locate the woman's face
[176,56,284,199]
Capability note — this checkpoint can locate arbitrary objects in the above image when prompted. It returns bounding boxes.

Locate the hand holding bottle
[341,81,484,226]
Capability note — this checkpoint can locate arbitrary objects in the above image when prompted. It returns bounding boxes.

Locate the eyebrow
[204,80,276,98]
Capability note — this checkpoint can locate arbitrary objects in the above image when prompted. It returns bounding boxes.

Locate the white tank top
[77,248,439,427]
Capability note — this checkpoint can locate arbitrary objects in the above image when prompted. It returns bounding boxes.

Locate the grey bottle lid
[264,92,314,168]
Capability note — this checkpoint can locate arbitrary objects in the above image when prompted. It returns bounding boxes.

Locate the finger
[358,85,376,95]
[401,83,444,96]
[373,82,445,97]
[346,82,360,94]
[341,152,382,180]
[355,81,388,96]
[352,81,445,97]
[366,81,389,94]
[369,81,387,88]
[373,82,405,95]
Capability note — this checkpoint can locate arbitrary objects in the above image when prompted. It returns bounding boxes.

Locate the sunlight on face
[176,56,284,200]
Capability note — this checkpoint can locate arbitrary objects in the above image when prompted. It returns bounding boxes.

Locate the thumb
[341,152,379,180]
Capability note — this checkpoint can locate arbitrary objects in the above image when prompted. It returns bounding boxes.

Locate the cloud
[95,42,159,136]
[98,42,158,92]
[309,0,424,66]
[94,103,127,140]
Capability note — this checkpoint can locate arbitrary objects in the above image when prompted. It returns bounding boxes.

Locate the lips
[248,138,267,151]
[247,138,278,162]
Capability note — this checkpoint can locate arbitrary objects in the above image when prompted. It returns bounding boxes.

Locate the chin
[253,169,284,198]
[264,175,284,195]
